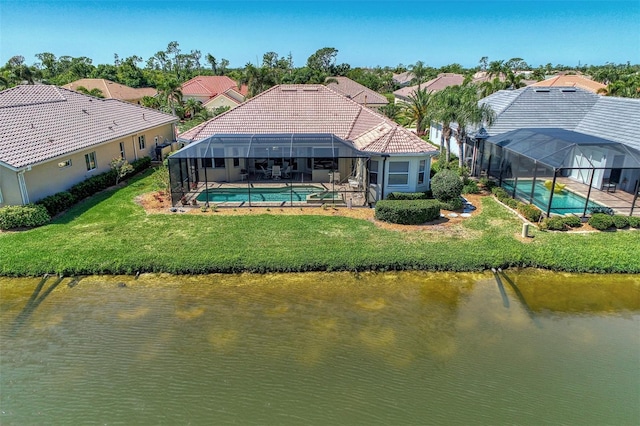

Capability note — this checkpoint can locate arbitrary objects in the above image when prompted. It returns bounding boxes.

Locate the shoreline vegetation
[1,170,639,277]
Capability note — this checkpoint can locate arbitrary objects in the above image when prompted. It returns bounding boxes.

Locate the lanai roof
[0,85,177,169]
[178,84,437,155]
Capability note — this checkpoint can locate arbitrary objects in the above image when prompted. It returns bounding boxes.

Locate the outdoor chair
[282,166,291,178]
[272,165,281,180]
[601,178,617,193]
[259,166,271,180]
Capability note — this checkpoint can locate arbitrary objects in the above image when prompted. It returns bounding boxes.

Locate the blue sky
[1,0,639,69]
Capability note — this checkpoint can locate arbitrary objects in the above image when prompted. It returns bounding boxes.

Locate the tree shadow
[10,275,79,335]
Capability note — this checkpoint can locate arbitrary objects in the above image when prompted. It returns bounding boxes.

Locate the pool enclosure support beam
[529,160,538,204]
[582,169,596,218]
[203,165,209,208]
[631,179,639,216]
[546,171,559,217]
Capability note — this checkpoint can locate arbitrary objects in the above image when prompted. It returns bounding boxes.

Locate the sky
[1,0,639,69]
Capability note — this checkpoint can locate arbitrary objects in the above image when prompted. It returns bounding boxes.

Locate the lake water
[1,271,639,425]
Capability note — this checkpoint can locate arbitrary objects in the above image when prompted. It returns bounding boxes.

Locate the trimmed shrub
[479,177,496,190]
[517,203,542,223]
[387,191,429,200]
[563,215,583,228]
[588,213,614,231]
[629,216,640,228]
[504,198,519,209]
[431,169,463,201]
[540,216,568,231]
[611,215,629,229]
[37,191,76,217]
[0,204,51,230]
[375,199,441,225]
[462,180,480,194]
[589,206,614,216]
[491,187,509,200]
[439,197,464,211]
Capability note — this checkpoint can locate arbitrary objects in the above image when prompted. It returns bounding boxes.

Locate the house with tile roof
[393,73,465,103]
[392,71,413,87]
[325,77,389,110]
[531,74,607,94]
[180,76,248,113]
[62,79,157,104]
[455,87,640,211]
[173,84,438,205]
[0,85,177,206]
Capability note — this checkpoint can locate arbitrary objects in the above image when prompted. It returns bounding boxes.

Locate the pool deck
[555,177,639,217]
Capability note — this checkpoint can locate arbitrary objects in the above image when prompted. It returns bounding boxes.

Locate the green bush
[0,204,51,230]
[439,197,464,211]
[504,198,519,209]
[462,180,480,194]
[540,216,568,231]
[37,191,76,217]
[479,177,496,190]
[611,215,629,229]
[375,199,441,225]
[588,213,614,231]
[629,216,640,228]
[563,215,583,228]
[431,169,463,201]
[387,191,430,200]
[491,186,509,200]
[517,203,542,222]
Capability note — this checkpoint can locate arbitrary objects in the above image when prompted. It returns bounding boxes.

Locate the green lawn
[1,170,638,276]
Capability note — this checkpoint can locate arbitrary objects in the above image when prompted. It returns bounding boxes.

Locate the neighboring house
[325,76,389,110]
[393,73,465,103]
[180,76,248,112]
[392,71,413,87]
[0,85,177,207]
[176,84,438,203]
[63,78,157,104]
[471,86,640,196]
[531,74,607,94]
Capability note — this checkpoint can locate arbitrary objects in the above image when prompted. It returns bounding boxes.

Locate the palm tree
[184,98,203,119]
[408,60,429,90]
[452,86,496,169]
[400,87,433,136]
[157,78,183,116]
[431,87,460,163]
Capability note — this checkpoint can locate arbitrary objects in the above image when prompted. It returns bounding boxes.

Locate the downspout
[380,154,389,200]
[17,168,30,204]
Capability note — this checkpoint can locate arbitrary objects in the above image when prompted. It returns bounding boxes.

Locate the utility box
[522,223,530,238]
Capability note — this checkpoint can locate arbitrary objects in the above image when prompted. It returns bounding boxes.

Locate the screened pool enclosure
[476,128,640,217]
[169,134,371,207]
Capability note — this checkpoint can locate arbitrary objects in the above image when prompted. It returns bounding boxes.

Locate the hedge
[588,213,614,231]
[517,203,542,223]
[611,215,629,229]
[387,191,430,200]
[375,199,441,225]
[0,204,51,230]
[540,215,583,231]
[431,169,463,201]
[629,216,640,228]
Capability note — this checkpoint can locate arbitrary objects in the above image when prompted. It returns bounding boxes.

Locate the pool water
[503,179,601,214]
[197,186,326,203]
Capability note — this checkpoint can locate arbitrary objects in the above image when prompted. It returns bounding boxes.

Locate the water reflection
[0,271,638,425]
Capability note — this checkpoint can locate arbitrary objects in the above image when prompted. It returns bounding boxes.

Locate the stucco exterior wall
[204,96,239,112]
[2,123,174,205]
[369,155,433,201]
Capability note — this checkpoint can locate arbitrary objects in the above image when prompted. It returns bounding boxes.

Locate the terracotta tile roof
[325,77,388,106]
[179,84,436,155]
[392,71,413,86]
[393,73,465,99]
[532,75,607,93]
[62,79,157,101]
[181,75,248,98]
[0,85,177,169]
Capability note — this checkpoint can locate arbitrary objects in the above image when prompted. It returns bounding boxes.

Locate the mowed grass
[1,170,638,276]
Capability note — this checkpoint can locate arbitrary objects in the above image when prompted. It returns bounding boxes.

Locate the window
[138,135,146,150]
[58,159,72,168]
[202,157,225,168]
[369,160,379,184]
[85,152,97,171]
[119,142,126,159]
[417,160,426,184]
[388,161,409,185]
[233,158,240,167]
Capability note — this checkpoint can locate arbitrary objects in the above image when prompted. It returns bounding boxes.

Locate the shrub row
[36,157,151,217]
[387,191,431,200]
[540,215,583,231]
[0,204,51,230]
[491,186,542,222]
[588,213,640,230]
[374,199,441,225]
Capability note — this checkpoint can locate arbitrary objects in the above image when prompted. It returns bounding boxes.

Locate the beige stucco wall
[204,96,239,112]
[2,123,174,205]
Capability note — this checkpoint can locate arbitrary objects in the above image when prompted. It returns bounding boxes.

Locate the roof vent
[561,88,576,92]
[281,87,298,92]
[534,89,550,93]
[302,87,319,91]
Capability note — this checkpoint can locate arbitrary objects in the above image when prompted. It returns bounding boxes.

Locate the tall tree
[306,47,338,74]
[408,60,430,89]
[400,87,434,136]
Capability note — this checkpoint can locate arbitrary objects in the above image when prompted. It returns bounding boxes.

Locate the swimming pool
[197,186,329,203]
[502,179,602,215]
